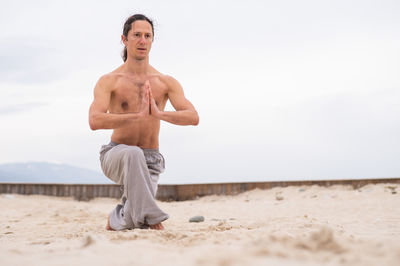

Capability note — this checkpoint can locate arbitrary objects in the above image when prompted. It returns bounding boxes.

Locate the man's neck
[124,57,150,76]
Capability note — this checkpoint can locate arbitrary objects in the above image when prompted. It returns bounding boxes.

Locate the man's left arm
[149,76,199,126]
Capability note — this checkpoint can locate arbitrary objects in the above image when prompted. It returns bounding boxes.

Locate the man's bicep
[167,78,195,111]
[90,79,111,114]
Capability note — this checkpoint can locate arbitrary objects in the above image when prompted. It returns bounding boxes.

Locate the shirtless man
[89,14,199,230]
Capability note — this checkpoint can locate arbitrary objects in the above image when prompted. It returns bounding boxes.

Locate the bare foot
[106,215,114,231]
[149,222,164,230]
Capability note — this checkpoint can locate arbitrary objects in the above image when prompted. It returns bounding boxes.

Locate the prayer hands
[141,80,161,119]
[139,81,151,117]
[149,88,160,118]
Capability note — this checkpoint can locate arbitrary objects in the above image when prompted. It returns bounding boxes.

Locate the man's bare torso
[108,67,168,148]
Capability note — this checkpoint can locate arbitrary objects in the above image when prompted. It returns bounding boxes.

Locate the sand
[1,183,399,266]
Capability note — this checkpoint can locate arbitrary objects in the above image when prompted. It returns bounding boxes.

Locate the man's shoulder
[149,66,179,87]
[156,73,181,90]
[97,72,123,87]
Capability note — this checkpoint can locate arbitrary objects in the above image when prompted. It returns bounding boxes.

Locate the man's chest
[110,78,167,111]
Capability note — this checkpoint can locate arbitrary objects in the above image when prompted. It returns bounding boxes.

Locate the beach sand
[1,183,399,266]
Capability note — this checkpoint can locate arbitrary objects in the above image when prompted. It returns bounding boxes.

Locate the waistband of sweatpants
[108,141,160,153]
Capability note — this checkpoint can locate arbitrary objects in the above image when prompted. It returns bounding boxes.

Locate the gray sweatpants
[99,141,169,230]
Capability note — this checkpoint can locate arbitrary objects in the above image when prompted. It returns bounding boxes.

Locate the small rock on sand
[189,216,205,223]
[275,195,284,201]
[81,235,94,248]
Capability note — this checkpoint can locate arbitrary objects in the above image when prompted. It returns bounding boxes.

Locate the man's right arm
[88,75,150,130]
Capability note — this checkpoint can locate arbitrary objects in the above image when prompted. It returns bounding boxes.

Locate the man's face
[123,20,153,61]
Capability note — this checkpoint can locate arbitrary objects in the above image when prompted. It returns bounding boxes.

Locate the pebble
[275,195,284,201]
[189,216,205,223]
[81,235,94,248]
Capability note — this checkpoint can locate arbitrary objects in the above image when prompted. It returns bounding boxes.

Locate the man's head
[121,14,154,62]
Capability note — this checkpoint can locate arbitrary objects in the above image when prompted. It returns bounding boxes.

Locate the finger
[149,91,152,113]
[149,90,156,104]
[144,80,150,89]
[151,95,156,105]
[143,91,149,103]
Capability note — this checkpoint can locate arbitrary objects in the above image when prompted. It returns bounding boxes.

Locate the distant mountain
[0,162,112,184]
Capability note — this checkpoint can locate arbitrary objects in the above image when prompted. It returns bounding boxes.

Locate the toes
[149,223,164,230]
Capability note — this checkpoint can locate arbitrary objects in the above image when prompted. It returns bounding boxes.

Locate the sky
[0,0,399,184]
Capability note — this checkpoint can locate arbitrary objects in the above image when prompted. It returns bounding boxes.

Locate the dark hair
[122,14,154,62]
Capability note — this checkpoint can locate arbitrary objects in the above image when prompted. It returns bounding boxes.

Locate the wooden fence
[1,178,399,201]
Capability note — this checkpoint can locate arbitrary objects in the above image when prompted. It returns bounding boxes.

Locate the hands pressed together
[139,80,161,118]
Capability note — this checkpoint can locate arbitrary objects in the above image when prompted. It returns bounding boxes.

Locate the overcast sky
[1,0,399,184]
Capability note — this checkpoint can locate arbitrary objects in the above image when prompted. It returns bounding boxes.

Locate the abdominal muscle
[111,118,161,148]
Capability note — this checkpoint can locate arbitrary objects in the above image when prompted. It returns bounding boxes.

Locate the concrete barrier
[1,178,399,201]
